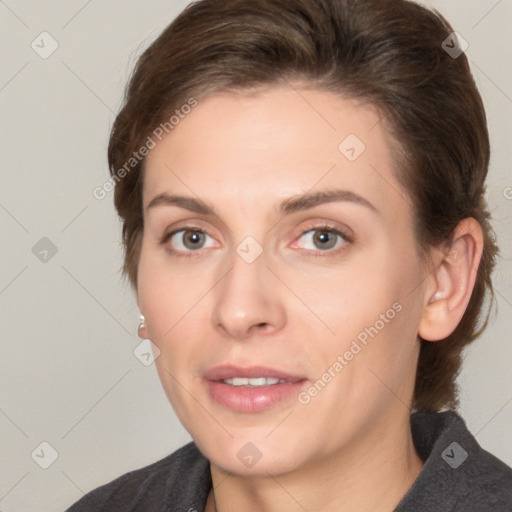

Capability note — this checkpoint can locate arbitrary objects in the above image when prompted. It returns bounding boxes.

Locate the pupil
[184,230,204,249]
[314,231,336,250]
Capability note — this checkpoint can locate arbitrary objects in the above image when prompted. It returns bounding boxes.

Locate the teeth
[223,377,286,386]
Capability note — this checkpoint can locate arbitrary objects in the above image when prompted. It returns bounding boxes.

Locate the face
[137,86,428,476]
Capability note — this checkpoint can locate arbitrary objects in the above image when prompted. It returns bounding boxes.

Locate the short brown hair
[108,0,498,412]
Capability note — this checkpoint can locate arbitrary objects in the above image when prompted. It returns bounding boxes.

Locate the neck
[206,412,423,512]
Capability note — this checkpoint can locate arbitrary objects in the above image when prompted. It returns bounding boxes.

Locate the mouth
[221,377,291,386]
[203,365,308,413]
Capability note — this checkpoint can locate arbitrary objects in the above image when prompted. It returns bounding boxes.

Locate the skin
[136,85,483,512]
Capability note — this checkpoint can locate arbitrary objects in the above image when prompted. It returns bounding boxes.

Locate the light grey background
[0,1,511,511]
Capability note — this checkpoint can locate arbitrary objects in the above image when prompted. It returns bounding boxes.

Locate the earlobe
[136,293,149,339]
[138,314,149,339]
[418,218,484,342]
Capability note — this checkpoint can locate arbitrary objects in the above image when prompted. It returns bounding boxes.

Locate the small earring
[431,292,446,303]
[138,314,146,338]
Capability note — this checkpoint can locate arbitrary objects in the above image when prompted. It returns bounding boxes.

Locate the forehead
[143,86,410,223]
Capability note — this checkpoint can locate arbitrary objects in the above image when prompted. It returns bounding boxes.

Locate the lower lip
[205,380,307,413]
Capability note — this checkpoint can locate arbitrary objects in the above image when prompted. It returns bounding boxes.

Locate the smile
[222,377,288,386]
[203,365,308,412]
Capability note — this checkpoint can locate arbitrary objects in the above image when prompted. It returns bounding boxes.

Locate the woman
[66,0,512,510]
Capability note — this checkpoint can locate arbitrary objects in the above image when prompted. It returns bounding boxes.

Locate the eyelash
[159,223,353,258]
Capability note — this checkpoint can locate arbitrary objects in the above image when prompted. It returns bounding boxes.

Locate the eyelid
[160,226,217,246]
[289,222,353,254]
[159,218,218,243]
[291,219,354,243]
[160,228,219,259]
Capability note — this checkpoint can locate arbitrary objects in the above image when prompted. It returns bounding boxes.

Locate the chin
[193,427,311,477]
[210,448,301,477]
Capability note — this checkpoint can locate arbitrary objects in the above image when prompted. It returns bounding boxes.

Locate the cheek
[316,256,418,364]
[137,246,199,334]
[282,256,392,335]
[136,249,210,367]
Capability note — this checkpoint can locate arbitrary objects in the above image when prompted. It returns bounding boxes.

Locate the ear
[418,218,484,342]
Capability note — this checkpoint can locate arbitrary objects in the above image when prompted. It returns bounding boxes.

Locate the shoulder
[396,410,512,511]
[64,441,211,512]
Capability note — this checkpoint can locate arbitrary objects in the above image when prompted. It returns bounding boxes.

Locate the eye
[163,229,217,252]
[293,226,350,252]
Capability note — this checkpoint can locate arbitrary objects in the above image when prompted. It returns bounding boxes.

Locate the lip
[203,364,306,382]
[203,365,308,413]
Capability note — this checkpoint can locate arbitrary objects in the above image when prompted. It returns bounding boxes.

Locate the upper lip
[204,365,306,382]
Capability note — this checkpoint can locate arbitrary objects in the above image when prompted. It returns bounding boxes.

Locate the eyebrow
[279,189,378,216]
[146,188,379,217]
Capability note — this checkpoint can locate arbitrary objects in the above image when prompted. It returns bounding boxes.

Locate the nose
[211,247,286,341]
